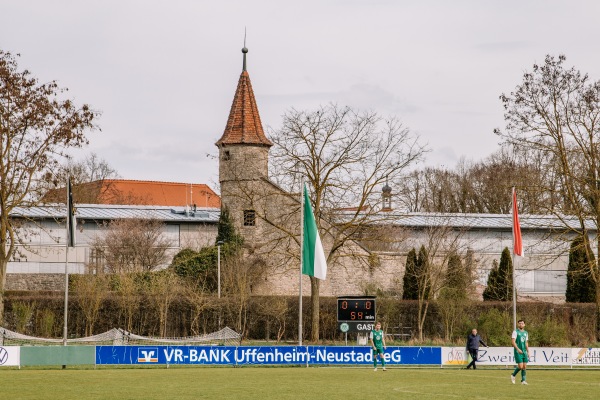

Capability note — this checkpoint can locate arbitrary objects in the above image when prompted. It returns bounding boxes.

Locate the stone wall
[6,273,65,291]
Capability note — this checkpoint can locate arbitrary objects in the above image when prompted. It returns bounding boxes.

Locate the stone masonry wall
[6,273,65,291]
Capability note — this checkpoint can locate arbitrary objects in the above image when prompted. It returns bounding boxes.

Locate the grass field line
[391,388,513,400]
[532,378,600,386]
[391,387,465,398]
[417,369,600,386]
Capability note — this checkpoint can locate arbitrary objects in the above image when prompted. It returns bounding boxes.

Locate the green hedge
[3,292,598,346]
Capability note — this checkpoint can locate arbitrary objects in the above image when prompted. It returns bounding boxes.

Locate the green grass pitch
[2,367,599,399]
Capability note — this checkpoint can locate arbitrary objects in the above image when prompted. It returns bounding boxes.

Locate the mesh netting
[0,327,241,346]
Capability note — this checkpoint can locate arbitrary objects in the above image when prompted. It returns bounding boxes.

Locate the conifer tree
[438,252,469,340]
[445,252,468,298]
[566,236,597,303]
[483,260,499,301]
[215,207,244,255]
[483,247,513,301]
[402,248,418,300]
[496,247,514,301]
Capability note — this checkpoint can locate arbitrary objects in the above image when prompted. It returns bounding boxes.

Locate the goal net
[0,326,241,346]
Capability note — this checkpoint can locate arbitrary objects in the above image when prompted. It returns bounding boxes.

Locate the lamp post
[217,240,224,329]
[217,241,224,298]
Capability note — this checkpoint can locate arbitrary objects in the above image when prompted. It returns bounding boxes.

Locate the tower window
[222,150,231,161]
[243,210,256,226]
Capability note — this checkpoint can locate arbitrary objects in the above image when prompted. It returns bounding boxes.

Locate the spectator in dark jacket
[465,328,487,369]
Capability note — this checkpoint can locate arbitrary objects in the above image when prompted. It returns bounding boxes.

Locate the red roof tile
[97,180,220,207]
[216,70,273,147]
[44,180,220,208]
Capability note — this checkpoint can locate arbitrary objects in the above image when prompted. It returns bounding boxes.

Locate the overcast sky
[2,1,600,192]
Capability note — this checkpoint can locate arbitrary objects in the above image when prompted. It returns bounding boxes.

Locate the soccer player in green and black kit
[370,322,386,371]
[511,319,529,385]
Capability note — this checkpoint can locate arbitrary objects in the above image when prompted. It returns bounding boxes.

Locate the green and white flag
[302,185,327,280]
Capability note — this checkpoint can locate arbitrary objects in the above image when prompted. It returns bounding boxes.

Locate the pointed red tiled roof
[216,67,273,147]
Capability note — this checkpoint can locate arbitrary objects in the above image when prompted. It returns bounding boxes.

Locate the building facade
[213,48,591,300]
[5,48,594,302]
[6,204,219,290]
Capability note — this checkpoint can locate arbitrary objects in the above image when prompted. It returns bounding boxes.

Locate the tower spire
[215,45,272,148]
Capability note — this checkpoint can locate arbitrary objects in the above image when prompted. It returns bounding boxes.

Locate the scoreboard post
[337,296,376,333]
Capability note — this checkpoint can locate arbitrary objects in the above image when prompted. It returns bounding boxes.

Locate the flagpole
[63,176,77,348]
[63,246,69,346]
[512,255,516,331]
[511,187,517,331]
[63,176,71,347]
[299,180,305,346]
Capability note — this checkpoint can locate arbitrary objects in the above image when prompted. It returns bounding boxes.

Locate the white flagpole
[512,254,517,331]
[63,176,71,347]
[63,242,69,346]
[299,179,304,346]
[511,187,517,331]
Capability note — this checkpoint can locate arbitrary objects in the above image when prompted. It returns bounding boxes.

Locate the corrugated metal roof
[10,204,220,223]
[334,211,595,231]
[8,205,596,231]
[374,212,596,231]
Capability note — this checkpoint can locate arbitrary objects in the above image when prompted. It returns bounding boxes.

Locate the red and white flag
[512,187,524,257]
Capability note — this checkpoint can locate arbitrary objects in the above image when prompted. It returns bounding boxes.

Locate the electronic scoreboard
[337,296,376,333]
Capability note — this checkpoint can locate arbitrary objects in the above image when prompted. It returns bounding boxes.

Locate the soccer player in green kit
[370,322,387,371]
[511,319,529,385]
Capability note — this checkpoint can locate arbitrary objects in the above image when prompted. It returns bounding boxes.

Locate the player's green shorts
[373,347,384,356]
[514,351,528,363]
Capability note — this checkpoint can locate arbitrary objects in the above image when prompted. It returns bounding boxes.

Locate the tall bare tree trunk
[596,236,600,341]
[596,282,600,341]
[0,258,7,325]
[0,289,4,326]
[417,300,431,342]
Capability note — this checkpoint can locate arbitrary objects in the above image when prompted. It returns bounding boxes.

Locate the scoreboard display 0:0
[337,297,376,322]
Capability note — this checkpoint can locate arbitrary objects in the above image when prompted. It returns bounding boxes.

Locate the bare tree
[11,301,36,334]
[397,146,552,214]
[39,152,120,204]
[255,297,289,343]
[495,55,600,338]
[41,152,118,187]
[437,251,473,341]
[408,223,465,341]
[145,270,181,337]
[91,218,173,273]
[72,274,110,336]
[0,50,99,323]
[114,273,140,333]
[266,104,426,341]
[183,280,212,336]
[221,253,268,336]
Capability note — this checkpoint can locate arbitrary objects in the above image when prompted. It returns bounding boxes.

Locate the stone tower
[216,47,273,237]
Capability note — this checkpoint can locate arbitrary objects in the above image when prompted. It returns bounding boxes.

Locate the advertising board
[0,346,20,367]
[441,347,572,366]
[96,345,441,366]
